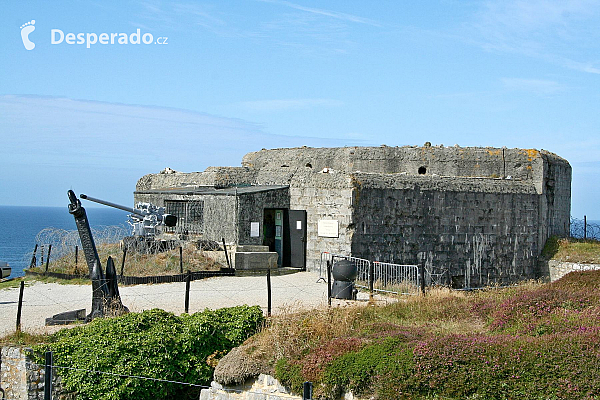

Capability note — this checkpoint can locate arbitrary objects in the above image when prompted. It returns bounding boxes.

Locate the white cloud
[471,0,600,73]
[258,0,381,27]
[237,98,344,111]
[501,77,565,95]
[0,95,350,205]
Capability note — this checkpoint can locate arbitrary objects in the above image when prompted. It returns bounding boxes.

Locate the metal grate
[165,200,204,234]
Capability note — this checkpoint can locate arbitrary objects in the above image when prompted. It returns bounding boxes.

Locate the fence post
[45,244,52,273]
[30,244,38,268]
[368,261,374,301]
[584,215,587,239]
[420,260,426,296]
[267,268,272,317]
[74,245,78,274]
[40,245,44,267]
[16,281,24,332]
[303,381,313,400]
[179,246,183,274]
[222,238,231,269]
[327,260,332,307]
[184,270,191,314]
[120,248,127,277]
[44,351,53,400]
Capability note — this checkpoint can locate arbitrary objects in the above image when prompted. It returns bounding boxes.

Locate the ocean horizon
[0,205,129,278]
[0,204,598,279]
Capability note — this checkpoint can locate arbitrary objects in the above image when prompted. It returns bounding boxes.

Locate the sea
[0,205,129,278]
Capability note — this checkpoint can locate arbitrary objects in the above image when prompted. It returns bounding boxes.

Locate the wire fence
[320,252,420,295]
[570,217,600,240]
[0,268,329,337]
[19,358,315,400]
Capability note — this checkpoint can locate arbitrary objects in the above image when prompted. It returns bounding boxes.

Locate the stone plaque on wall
[318,220,339,238]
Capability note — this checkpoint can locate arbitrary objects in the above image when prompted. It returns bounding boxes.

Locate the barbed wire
[24,362,294,398]
[570,217,600,240]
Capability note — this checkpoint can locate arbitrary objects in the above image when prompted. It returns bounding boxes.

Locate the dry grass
[29,243,223,277]
[543,236,600,264]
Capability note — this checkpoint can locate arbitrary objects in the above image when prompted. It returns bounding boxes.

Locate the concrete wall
[350,174,540,287]
[236,188,290,245]
[547,260,600,282]
[288,172,354,272]
[242,146,552,181]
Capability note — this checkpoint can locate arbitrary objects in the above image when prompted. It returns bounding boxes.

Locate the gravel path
[0,272,391,337]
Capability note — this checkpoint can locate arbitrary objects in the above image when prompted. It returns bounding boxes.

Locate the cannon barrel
[80,194,146,219]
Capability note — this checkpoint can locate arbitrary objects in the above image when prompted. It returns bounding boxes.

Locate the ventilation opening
[418,166,427,175]
[305,163,312,168]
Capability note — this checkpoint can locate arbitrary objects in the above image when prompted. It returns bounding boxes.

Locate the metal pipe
[80,194,145,218]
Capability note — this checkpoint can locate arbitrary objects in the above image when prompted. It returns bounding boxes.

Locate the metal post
[303,381,313,400]
[368,261,374,301]
[75,245,79,274]
[327,260,332,307]
[222,238,231,269]
[420,260,426,296]
[184,270,191,314]
[179,246,183,274]
[267,268,272,317]
[16,281,24,332]
[45,245,52,273]
[30,244,38,268]
[40,245,44,267]
[44,351,53,400]
[120,248,127,277]
[584,215,587,239]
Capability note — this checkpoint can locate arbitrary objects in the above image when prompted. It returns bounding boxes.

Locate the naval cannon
[79,194,178,253]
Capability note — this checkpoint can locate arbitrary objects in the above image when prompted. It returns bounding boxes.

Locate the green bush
[35,306,263,400]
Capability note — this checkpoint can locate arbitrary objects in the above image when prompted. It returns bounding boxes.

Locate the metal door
[287,210,307,269]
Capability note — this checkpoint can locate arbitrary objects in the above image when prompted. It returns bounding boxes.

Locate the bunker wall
[236,188,290,245]
[287,173,354,272]
[350,175,541,287]
[242,146,553,181]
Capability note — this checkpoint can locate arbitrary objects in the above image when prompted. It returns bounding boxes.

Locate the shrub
[35,306,263,400]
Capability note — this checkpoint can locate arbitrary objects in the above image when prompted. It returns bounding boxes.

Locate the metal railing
[320,252,419,295]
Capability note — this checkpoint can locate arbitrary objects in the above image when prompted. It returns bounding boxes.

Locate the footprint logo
[20,20,36,50]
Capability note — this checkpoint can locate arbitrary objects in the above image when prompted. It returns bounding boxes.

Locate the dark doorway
[263,209,284,267]
[284,210,307,269]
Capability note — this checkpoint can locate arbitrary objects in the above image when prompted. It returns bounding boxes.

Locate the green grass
[241,272,600,399]
[542,236,600,264]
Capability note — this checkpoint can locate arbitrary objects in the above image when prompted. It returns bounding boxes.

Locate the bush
[35,306,264,400]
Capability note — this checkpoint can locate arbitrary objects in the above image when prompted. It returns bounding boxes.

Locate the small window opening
[418,166,427,175]
[305,163,312,168]
[281,164,289,168]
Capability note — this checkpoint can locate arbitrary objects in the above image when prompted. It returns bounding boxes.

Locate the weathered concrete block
[234,252,278,270]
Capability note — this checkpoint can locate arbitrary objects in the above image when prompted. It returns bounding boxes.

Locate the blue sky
[1,1,599,219]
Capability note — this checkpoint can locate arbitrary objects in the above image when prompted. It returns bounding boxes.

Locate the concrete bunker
[135,145,571,285]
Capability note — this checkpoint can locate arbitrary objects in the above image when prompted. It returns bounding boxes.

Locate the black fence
[570,216,600,240]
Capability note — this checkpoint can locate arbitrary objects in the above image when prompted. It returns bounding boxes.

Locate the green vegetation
[542,236,600,264]
[34,306,264,400]
[28,243,222,278]
[241,272,600,399]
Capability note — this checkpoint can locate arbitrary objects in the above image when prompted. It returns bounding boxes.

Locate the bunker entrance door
[263,209,307,269]
[263,209,284,267]
[284,210,307,270]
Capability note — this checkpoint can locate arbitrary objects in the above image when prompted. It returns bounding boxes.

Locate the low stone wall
[200,374,300,400]
[0,346,67,400]
[548,260,600,281]
[200,374,360,400]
